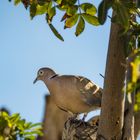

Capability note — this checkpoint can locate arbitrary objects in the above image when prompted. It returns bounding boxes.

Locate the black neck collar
[49,74,58,79]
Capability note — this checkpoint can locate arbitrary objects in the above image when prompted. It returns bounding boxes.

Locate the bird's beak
[33,77,38,84]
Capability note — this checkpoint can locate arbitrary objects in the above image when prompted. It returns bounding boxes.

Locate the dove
[34,67,102,116]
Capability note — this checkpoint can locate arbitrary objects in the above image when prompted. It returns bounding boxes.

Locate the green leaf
[29,122,42,128]
[47,1,52,11]
[37,0,48,6]
[36,4,49,15]
[48,7,56,21]
[49,24,64,41]
[55,0,62,4]
[17,119,26,131]
[30,3,37,19]
[24,135,35,140]
[0,112,42,139]
[66,5,78,16]
[75,16,85,36]
[10,113,20,124]
[61,13,70,22]
[56,4,68,11]
[65,0,77,5]
[24,122,33,129]
[65,14,79,28]
[115,1,129,30]
[98,0,112,25]
[137,0,140,8]
[14,0,21,5]
[47,1,56,21]
[0,117,8,131]
[80,3,97,16]
[82,13,99,26]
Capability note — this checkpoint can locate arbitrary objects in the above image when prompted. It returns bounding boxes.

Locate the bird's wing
[53,75,102,107]
[75,76,102,107]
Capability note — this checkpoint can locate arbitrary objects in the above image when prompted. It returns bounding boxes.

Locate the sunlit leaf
[0,112,42,139]
[47,1,52,11]
[66,5,78,16]
[0,136,4,140]
[82,13,99,26]
[55,0,62,4]
[36,4,49,15]
[134,104,139,111]
[24,122,33,129]
[56,4,68,11]
[49,24,64,41]
[75,16,85,36]
[30,122,42,128]
[131,55,140,83]
[65,14,79,28]
[80,3,97,16]
[24,135,35,140]
[14,0,21,5]
[48,7,56,21]
[17,119,26,131]
[10,113,20,124]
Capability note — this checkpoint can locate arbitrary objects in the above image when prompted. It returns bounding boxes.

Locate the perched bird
[34,67,103,116]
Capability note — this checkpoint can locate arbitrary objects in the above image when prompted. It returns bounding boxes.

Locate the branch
[62,117,99,140]
[134,111,140,139]
[123,54,135,140]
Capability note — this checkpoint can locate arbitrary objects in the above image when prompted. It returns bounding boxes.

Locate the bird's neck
[44,74,57,91]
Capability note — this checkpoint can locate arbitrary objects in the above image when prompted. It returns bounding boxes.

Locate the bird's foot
[65,113,88,128]
[74,113,88,128]
[82,113,88,121]
[74,119,87,128]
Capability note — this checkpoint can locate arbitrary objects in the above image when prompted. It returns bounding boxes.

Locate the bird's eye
[38,70,44,76]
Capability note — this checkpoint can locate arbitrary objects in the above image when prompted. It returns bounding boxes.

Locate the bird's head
[33,67,56,84]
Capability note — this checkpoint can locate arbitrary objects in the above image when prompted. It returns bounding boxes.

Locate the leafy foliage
[0,111,42,140]
[10,0,99,40]
[125,50,140,111]
[9,0,140,42]
[131,51,140,111]
[75,16,85,36]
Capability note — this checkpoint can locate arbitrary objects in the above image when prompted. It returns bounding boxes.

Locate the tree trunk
[37,95,69,140]
[97,12,126,139]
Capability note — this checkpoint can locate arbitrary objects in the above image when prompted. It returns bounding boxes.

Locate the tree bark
[123,55,135,140]
[123,94,135,140]
[97,12,126,139]
[37,95,69,140]
[134,111,140,139]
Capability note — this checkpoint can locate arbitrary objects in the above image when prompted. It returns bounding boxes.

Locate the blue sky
[0,0,110,123]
